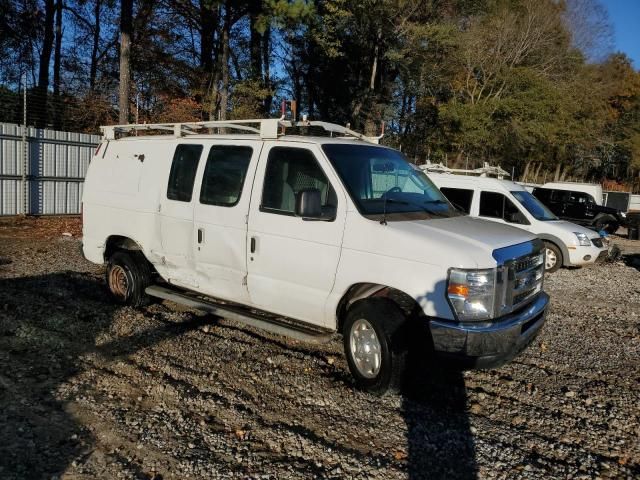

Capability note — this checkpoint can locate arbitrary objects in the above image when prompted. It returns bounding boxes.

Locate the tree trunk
[53,0,63,129]
[262,26,271,114]
[553,162,562,181]
[292,60,301,120]
[559,165,569,182]
[207,3,222,121]
[521,160,531,182]
[90,0,102,91]
[249,2,263,83]
[199,0,215,73]
[218,8,230,122]
[37,0,56,127]
[305,63,315,119]
[119,0,133,124]
[533,162,543,183]
[369,27,382,90]
[53,0,62,97]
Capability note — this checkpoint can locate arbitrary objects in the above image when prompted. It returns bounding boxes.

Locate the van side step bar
[145,285,335,344]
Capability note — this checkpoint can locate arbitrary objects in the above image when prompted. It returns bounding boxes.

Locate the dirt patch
[0,216,82,240]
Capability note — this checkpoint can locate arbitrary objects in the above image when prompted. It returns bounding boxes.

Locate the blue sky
[603,0,640,68]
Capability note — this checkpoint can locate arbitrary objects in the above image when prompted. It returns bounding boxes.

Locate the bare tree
[457,0,569,105]
[119,0,133,124]
[563,0,614,63]
[36,0,56,126]
[53,0,62,96]
[90,0,103,91]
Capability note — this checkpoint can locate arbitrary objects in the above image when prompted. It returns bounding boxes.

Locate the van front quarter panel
[324,211,489,326]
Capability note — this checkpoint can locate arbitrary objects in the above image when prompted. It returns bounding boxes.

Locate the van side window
[568,191,593,204]
[261,147,337,217]
[167,144,203,202]
[200,145,253,206]
[479,191,521,222]
[440,187,473,213]
[550,189,566,202]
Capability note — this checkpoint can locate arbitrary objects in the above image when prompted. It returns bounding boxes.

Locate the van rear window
[167,144,203,202]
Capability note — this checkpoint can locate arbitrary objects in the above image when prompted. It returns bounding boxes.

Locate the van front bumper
[429,292,549,369]
[567,244,608,267]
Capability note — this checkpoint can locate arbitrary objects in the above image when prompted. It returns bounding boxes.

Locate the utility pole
[21,73,28,216]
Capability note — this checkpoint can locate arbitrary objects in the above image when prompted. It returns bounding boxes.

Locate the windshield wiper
[379,198,450,224]
[421,199,453,217]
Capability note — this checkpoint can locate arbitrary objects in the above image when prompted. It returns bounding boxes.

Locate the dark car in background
[532,187,626,234]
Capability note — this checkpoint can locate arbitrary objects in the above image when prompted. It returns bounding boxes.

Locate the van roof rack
[419,161,510,179]
[100,117,384,144]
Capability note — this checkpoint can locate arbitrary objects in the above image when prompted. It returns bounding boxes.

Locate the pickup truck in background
[532,186,626,234]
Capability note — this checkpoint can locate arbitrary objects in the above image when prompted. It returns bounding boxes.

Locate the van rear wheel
[106,251,152,307]
[343,298,408,395]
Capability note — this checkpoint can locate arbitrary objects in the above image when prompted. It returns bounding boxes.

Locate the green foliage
[229,79,274,119]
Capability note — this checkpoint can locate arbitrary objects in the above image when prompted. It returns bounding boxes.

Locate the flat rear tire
[106,251,152,307]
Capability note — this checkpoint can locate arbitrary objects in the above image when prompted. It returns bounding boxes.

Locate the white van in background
[428,174,608,272]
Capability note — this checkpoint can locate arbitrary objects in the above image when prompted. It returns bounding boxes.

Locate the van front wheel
[543,242,562,273]
[106,251,152,307]
[343,298,408,395]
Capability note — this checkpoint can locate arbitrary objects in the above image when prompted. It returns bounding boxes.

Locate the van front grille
[510,252,544,310]
[493,240,545,317]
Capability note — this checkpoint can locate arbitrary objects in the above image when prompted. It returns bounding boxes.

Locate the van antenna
[380,197,388,226]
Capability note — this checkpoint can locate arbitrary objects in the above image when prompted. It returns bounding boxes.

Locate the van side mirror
[295,189,322,219]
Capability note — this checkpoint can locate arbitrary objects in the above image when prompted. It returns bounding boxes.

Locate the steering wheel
[385,186,402,195]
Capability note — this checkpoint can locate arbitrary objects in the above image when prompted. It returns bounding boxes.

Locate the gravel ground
[0,217,638,480]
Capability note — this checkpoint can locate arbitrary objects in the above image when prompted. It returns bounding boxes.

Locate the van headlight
[447,268,496,321]
[574,232,591,246]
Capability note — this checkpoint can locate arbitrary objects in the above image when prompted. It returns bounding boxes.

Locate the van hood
[542,220,600,239]
[343,213,537,270]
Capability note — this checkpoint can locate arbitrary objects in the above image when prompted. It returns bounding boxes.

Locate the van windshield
[511,190,558,221]
[322,144,461,220]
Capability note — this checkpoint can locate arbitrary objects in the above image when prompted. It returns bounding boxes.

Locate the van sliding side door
[192,140,261,304]
[158,142,204,288]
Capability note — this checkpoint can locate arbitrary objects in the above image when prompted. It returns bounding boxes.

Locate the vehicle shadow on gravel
[402,365,477,480]
[0,271,205,480]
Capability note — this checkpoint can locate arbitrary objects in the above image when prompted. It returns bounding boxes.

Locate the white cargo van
[82,119,549,394]
[428,174,608,272]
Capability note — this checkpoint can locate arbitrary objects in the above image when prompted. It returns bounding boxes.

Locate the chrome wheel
[349,318,382,379]
[108,264,129,299]
[545,248,557,270]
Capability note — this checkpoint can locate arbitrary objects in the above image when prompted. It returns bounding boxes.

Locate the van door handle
[250,236,256,253]
[197,228,204,244]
